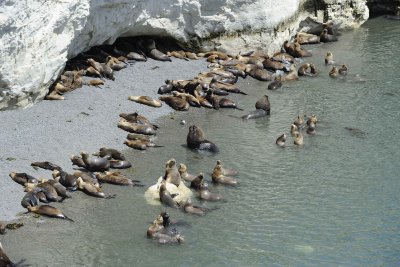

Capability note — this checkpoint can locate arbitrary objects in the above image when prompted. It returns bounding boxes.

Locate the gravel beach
[0,58,208,221]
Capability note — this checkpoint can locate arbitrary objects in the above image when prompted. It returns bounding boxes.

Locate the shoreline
[0,58,209,221]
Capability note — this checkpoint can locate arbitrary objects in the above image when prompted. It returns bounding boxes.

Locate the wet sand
[0,58,208,221]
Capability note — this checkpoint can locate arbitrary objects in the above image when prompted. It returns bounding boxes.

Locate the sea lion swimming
[242,95,270,119]
[339,64,348,75]
[178,163,197,182]
[118,119,157,135]
[9,172,38,186]
[325,52,335,65]
[306,122,316,135]
[267,77,283,90]
[298,63,313,77]
[199,181,223,201]
[127,96,162,108]
[212,164,238,185]
[187,125,219,153]
[329,66,339,78]
[276,134,286,147]
[293,131,304,145]
[182,198,210,216]
[293,115,305,129]
[80,152,110,172]
[190,173,204,190]
[215,160,238,176]
[26,205,74,221]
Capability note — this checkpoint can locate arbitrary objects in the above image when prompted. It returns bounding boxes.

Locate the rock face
[0,0,369,110]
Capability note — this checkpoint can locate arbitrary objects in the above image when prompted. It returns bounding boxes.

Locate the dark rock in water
[344,127,366,137]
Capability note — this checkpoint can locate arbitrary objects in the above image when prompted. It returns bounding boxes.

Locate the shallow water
[2,17,400,266]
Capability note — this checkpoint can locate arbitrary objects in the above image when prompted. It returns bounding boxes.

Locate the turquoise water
[2,17,400,266]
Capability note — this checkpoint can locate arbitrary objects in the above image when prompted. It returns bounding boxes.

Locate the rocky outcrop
[0,0,369,110]
[367,0,399,15]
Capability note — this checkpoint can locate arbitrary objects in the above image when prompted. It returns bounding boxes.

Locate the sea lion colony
[2,23,357,260]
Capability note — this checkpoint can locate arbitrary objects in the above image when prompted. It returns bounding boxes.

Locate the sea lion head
[178,163,187,173]
[165,159,176,169]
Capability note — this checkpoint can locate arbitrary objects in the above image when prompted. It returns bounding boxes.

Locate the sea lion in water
[242,95,270,119]
[127,96,162,108]
[267,77,283,90]
[27,205,74,221]
[118,119,156,135]
[293,115,305,129]
[178,163,197,182]
[291,124,299,137]
[163,159,181,187]
[159,182,180,209]
[76,177,105,198]
[293,132,304,145]
[80,152,110,172]
[182,198,210,216]
[31,161,62,171]
[339,64,348,75]
[329,66,339,78]
[276,134,286,147]
[9,172,38,186]
[147,215,184,244]
[190,173,204,190]
[293,42,312,57]
[215,160,238,176]
[320,29,338,42]
[212,164,238,185]
[298,63,313,77]
[199,181,223,201]
[187,125,219,153]
[307,115,318,126]
[310,64,318,76]
[147,215,164,237]
[306,122,316,135]
[325,52,335,65]
[0,242,15,267]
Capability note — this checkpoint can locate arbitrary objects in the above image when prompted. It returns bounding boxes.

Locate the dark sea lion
[31,161,62,171]
[339,64,348,75]
[276,134,286,147]
[241,94,270,119]
[52,170,78,191]
[329,66,339,78]
[158,83,174,94]
[163,159,181,187]
[97,147,126,160]
[298,63,313,77]
[267,78,283,90]
[0,242,15,267]
[255,95,270,113]
[96,171,142,186]
[182,199,210,216]
[87,58,115,80]
[199,181,223,201]
[218,98,244,110]
[109,160,132,169]
[246,65,273,81]
[159,96,189,111]
[306,123,316,135]
[128,95,162,107]
[293,131,304,145]
[80,152,110,172]
[20,188,41,208]
[47,180,71,200]
[224,66,247,78]
[27,205,74,221]
[211,81,247,95]
[190,173,204,190]
[118,119,156,135]
[187,125,219,153]
[70,155,87,169]
[320,29,338,42]
[212,164,238,185]
[310,64,318,76]
[241,109,268,120]
[159,182,180,208]
[325,52,335,65]
[139,39,171,61]
[25,182,59,202]
[344,127,366,137]
[9,172,38,186]
[119,112,159,129]
[178,163,197,182]
[76,177,105,198]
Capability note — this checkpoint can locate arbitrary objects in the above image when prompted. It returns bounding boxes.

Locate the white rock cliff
[0,0,369,110]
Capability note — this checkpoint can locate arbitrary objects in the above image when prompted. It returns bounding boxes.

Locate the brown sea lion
[52,170,78,191]
[190,173,204,190]
[159,182,180,209]
[118,119,157,135]
[25,181,59,202]
[293,115,305,128]
[127,95,162,107]
[126,133,151,141]
[87,58,114,80]
[27,205,74,221]
[0,241,15,267]
[294,131,304,145]
[178,163,197,182]
[159,96,189,111]
[329,66,339,78]
[96,171,142,186]
[9,172,38,186]
[76,177,105,198]
[255,95,270,113]
[182,198,210,215]
[339,64,348,75]
[124,139,162,150]
[163,159,181,187]
[119,112,159,129]
[167,51,187,60]
[147,215,164,237]
[47,180,71,199]
[310,64,318,76]
[215,160,238,176]
[172,91,201,107]
[325,52,335,65]
[241,94,270,119]
[80,152,110,172]
[126,51,147,61]
[85,79,104,87]
[73,171,101,188]
[212,164,238,185]
[96,147,126,160]
[290,124,298,137]
[139,39,171,61]
[187,125,219,153]
[31,161,62,171]
[246,65,273,81]
[293,42,312,57]
[106,56,127,71]
[296,32,320,45]
[320,29,338,42]
[262,58,287,72]
[298,63,313,77]
[283,65,299,81]
[276,134,286,147]
[307,115,318,126]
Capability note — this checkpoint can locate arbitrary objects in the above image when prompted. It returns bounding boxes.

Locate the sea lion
[306,123,316,135]
[329,66,339,78]
[267,77,283,90]
[293,115,305,128]
[163,159,181,187]
[167,51,187,60]
[293,42,312,57]
[96,147,126,161]
[298,63,313,77]
[290,124,298,137]
[124,139,162,150]
[306,115,318,126]
[212,164,238,185]
[118,119,157,135]
[80,152,110,172]
[87,58,114,80]
[172,91,201,107]
[276,134,286,147]
[159,96,189,111]
[339,64,348,75]
[178,163,197,182]
[128,96,162,108]
[70,155,87,169]
[25,182,59,202]
[320,29,338,42]
[283,65,298,81]
[310,64,318,76]
[20,188,41,208]
[85,79,105,87]
[295,32,320,45]
[52,170,78,191]
[158,83,174,94]
[26,205,74,221]
[106,56,127,71]
[294,132,304,145]
[246,65,273,81]
[126,133,151,141]
[73,171,101,188]
[182,198,210,216]
[126,51,147,61]
[139,39,171,61]
[96,171,142,186]
[46,180,71,200]
[255,95,270,113]
[31,161,62,171]
[0,242,15,267]
[159,182,180,208]
[187,125,219,153]
[262,58,287,72]
[76,177,105,198]
[109,160,132,169]
[325,52,335,65]
[147,215,164,237]
[214,160,238,176]
[199,181,222,201]
[190,173,204,190]
[9,172,38,186]
[211,81,247,95]
[119,112,159,129]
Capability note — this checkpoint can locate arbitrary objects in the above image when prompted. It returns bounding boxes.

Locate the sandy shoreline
[0,58,208,221]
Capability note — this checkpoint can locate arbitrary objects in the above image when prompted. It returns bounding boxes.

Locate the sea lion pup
[9,172,38,186]
[325,52,335,65]
[52,170,78,191]
[118,119,156,135]
[214,160,238,176]
[139,39,171,61]
[283,65,299,81]
[293,115,305,128]
[182,198,210,216]
[26,205,74,221]
[96,147,126,161]
[127,95,162,108]
[212,164,238,185]
[276,134,286,147]
[296,32,320,45]
[172,91,201,107]
[187,125,219,153]
[159,95,189,111]
[80,152,110,172]
[20,188,41,208]
[76,177,105,198]
[0,242,15,267]
[124,139,162,150]
[329,66,339,78]
[320,29,338,42]
[159,182,180,208]
[31,161,62,171]
[199,181,223,201]
[293,131,304,145]
[298,63,314,77]
[339,64,348,75]
[306,115,318,126]
[163,159,181,187]
[178,163,197,182]
[96,171,142,186]
[119,112,159,129]
[190,173,204,190]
